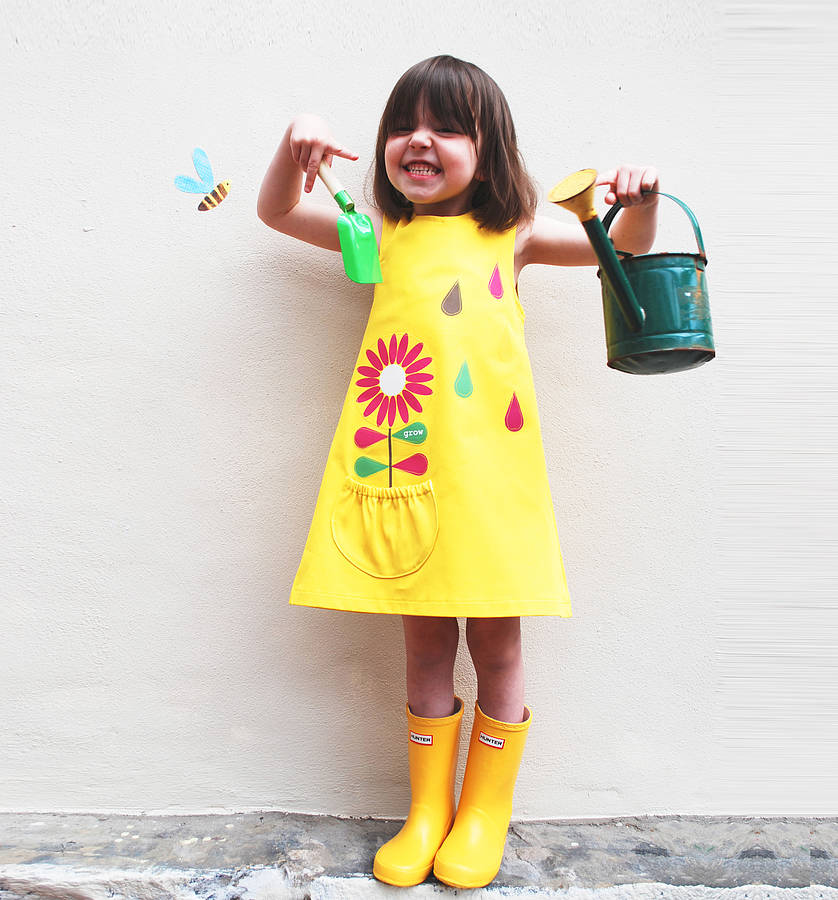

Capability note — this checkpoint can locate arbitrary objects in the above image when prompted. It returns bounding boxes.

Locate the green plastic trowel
[318,162,382,284]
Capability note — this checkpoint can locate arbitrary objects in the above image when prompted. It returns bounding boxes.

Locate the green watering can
[549,169,714,375]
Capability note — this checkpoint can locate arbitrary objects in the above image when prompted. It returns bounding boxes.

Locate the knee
[404,617,459,670]
[408,641,457,671]
[466,618,522,672]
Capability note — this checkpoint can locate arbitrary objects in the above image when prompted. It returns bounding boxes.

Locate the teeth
[406,164,439,174]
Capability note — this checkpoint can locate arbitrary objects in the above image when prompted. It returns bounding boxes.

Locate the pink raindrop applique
[441,281,462,316]
[489,264,503,299]
[505,392,523,432]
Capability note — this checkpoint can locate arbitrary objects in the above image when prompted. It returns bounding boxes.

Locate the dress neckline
[401,211,475,224]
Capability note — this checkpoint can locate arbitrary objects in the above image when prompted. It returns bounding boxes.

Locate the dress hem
[289,588,572,618]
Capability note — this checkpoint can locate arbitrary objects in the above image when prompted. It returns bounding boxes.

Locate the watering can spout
[548,168,599,222]
[549,169,645,332]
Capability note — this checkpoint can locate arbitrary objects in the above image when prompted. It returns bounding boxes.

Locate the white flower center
[379,363,406,396]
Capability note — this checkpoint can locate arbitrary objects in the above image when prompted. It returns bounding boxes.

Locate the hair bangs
[420,61,480,140]
[383,58,479,139]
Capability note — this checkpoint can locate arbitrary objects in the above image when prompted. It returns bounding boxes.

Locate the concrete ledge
[0,813,835,899]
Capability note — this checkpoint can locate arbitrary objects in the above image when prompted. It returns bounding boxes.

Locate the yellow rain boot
[373,697,464,886]
[433,702,532,889]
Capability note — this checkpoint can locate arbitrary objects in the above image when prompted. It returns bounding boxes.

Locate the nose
[408,126,433,147]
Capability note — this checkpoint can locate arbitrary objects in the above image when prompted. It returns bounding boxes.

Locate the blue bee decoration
[175,148,230,211]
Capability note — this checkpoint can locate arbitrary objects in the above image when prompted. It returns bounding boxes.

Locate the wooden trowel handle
[317,161,344,198]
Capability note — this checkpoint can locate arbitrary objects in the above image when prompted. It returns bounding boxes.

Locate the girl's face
[384,103,480,217]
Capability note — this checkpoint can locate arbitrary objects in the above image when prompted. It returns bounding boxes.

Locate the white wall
[2,0,834,817]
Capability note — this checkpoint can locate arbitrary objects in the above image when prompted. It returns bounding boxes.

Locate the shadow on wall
[250,244,407,809]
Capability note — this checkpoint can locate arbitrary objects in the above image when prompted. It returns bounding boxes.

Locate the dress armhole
[508,223,526,321]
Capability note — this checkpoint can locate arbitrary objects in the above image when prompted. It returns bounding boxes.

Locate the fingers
[596,165,659,207]
[595,169,617,205]
[639,166,659,195]
[303,150,322,193]
[290,133,359,192]
[611,165,631,207]
[306,146,359,192]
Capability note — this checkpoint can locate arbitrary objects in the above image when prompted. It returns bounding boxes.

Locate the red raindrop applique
[505,392,523,431]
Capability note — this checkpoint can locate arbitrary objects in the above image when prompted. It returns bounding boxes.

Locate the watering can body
[598,192,714,375]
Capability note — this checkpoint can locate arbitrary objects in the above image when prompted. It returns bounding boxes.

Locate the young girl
[258,55,658,889]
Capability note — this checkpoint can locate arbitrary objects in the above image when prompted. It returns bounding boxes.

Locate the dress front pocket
[331,477,439,578]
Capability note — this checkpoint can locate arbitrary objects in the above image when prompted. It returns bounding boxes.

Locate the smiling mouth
[404,163,441,177]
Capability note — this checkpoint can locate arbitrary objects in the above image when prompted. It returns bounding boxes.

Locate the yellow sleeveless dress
[289,212,572,617]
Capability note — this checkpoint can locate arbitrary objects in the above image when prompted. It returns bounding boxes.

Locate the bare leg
[465,617,525,723]
[402,615,460,718]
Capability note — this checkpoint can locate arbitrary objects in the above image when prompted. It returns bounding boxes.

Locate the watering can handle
[601,191,707,260]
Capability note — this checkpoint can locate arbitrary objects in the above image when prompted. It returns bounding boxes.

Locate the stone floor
[0,813,835,898]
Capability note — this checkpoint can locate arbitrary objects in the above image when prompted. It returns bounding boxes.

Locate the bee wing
[174,174,206,193]
[191,147,215,192]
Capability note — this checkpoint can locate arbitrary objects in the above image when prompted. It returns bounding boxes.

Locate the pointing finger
[331,145,359,161]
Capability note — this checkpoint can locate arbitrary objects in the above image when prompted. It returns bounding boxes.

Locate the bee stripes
[174,149,230,212]
[198,181,231,211]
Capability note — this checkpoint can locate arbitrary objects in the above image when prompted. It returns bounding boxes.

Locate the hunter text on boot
[478,731,505,749]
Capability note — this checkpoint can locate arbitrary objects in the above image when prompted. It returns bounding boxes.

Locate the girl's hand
[596,165,659,207]
[289,114,359,193]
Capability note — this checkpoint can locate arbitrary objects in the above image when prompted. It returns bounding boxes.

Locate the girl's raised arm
[257,114,381,250]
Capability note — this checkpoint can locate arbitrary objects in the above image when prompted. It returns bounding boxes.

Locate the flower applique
[354,333,433,485]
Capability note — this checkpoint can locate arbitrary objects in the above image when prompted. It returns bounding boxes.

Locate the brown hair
[373,55,538,232]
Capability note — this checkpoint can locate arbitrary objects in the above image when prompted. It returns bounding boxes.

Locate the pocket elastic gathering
[331,477,439,579]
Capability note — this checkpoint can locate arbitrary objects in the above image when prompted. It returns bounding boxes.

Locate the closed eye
[430,121,463,134]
